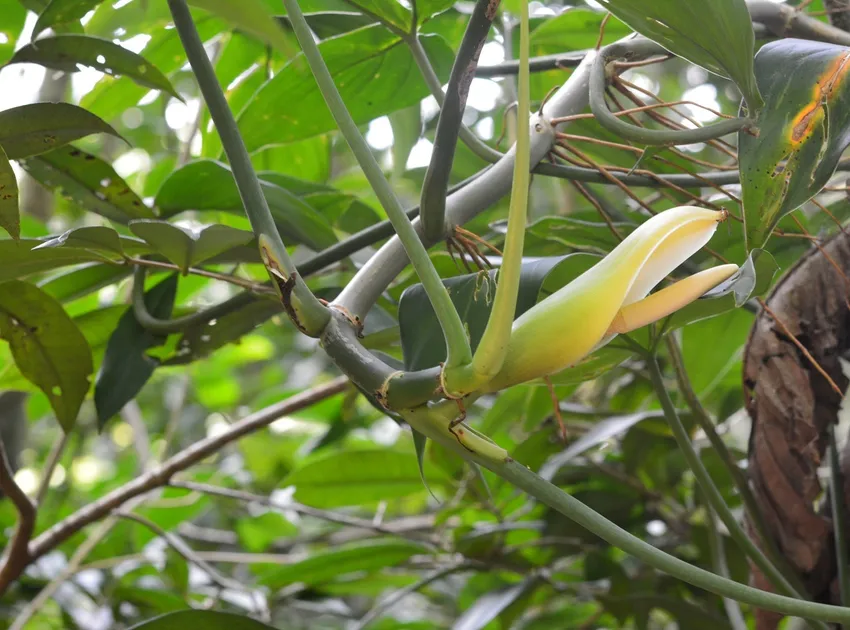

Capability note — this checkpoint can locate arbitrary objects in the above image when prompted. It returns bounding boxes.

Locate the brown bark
[743,231,850,629]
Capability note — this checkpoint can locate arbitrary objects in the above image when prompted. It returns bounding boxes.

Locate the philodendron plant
[162,0,850,625]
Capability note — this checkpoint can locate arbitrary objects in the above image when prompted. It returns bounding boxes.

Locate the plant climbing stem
[167,0,329,337]
[281,0,473,369]
[645,354,819,621]
[401,400,850,625]
[442,0,531,396]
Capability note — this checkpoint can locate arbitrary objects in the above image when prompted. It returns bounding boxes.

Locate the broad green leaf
[238,27,453,151]
[595,0,762,110]
[32,0,101,37]
[39,263,131,303]
[283,449,443,507]
[0,103,120,160]
[0,145,18,239]
[0,0,27,65]
[740,39,850,250]
[129,220,254,273]
[155,160,337,250]
[188,0,293,55]
[19,145,154,223]
[80,17,223,122]
[129,611,277,630]
[529,9,630,52]
[35,226,125,258]
[7,35,180,98]
[259,539,428,588]
[666,249,779,330]
[236,512,297,552]
[0,238,107,281]
[546,346,633,386]
[400,255,585,371]
[94,275,177,427]
[0,280,93,431]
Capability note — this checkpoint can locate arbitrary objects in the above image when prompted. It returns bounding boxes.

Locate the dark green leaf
[283,449,442,507]
[163,297,281,365]
[0,238,108,281]
[0,145,18,239]
[188,0,293,54]
[154,160,337,250]
[94,275,177,428]
[595,0,762,109]
[7,35,180,97]
[289,11,375,38]
[259,539,428,588]
[0,280,93,431]
[18,145,153,222]
[238,28,453,150]
[39,263,131,303]
[0,103,120,160]
[129,220,254,273]
[400,255,581,371]
[33,0,101,37]
[740,39,850,249]
[129,611,277,630]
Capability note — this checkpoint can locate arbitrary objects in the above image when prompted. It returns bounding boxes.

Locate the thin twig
[20,378,349,582]
[0,441,35,596]
[127,258,276,294]
[169,480,438,546]
[35,432,68,507]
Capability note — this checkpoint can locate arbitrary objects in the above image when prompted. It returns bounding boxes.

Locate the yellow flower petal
[607,264,739,335]
[485,206,728,391]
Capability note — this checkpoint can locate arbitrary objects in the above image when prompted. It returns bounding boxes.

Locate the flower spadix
[485,206,738,392]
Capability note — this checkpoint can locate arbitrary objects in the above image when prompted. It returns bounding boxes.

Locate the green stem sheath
[167,0,328,336]
[442,0,531,396]
[281,0,472,369]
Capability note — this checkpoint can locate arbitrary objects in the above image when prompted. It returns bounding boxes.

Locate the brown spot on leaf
[789,51,850,145]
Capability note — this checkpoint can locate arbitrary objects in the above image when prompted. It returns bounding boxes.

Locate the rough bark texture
[744,231,850,629]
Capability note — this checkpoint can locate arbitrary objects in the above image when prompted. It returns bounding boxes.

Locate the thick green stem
[830,425,850,616]
[421,0,499,242]
[167,0,329,337]
[442,0,531,396]
[664,336,807,594]
[282,0,472,369]
[401,400,850,625]
[646,355,809,604]
[406,35,502,165]
[590,41,753,146]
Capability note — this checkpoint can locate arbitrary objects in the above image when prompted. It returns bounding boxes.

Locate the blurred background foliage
[0,0,845,628]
